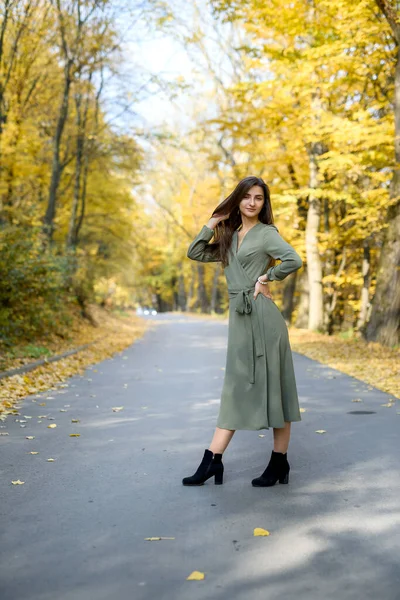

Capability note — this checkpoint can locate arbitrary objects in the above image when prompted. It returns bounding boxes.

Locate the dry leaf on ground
[254,528,270,536]
[186,571,205,581]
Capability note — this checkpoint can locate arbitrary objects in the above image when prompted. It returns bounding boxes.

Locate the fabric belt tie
[228,286,264,384]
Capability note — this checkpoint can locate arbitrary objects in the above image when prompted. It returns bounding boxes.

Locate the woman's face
[239,185,264,218]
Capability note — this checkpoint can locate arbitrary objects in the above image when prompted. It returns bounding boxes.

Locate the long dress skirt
[187,221,303,430]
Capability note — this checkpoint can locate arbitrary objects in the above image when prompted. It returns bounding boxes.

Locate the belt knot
[228,285,264,384]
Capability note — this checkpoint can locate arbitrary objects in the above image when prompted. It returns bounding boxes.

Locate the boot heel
[279,472,289,484]
[214,470,224,485]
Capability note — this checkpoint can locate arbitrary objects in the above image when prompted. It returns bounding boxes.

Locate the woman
[182,176,303,488]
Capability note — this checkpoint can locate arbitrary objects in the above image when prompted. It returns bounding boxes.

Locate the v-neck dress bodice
[186,222,303,429]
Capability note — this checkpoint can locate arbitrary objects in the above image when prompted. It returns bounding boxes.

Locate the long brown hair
[208,176,275,268]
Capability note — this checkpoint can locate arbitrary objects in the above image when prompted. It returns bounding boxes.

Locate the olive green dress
[187,222,303,430]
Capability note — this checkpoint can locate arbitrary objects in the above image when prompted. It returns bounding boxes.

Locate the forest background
[0,0,399,405]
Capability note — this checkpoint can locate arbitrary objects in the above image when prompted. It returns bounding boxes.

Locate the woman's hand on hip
[254,280,273,301]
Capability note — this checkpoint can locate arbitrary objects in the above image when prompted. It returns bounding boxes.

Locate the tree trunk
[305,147,324,331]
[67,91,83,247]
[294,269,309,328]
[367,2,400,346]
[210,263,221,313]
[281,272,297,324]
[357,242,371,332]
[43,60,72,242]
[197,263,209,312]
[177,272,186,311]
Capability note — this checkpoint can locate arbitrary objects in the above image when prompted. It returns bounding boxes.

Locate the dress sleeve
[187,225,221,263]
[263,224,303,281]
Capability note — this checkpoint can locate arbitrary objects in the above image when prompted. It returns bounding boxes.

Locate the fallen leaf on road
[47,424,57,428]
[0,432,9,435]
[300,408,306,413]
[69,433,80,437]
[186,571,205,580]
[60,409,67,412]
[258,434,265,438]
[11,480,25,485]
[29,452,38,454]
[315,430,327,434]
[47,458,55,462]
[38,403,46,406]
[25,436,35,439]
[112,406,124,412]
[71,419,80,423]
[254,528,270,536]
[381,402,394,407]
[144,537,175,541]
[352,399,362,402]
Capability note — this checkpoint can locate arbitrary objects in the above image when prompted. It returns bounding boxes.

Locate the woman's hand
[254,280,273,301]
[207,213,230,229]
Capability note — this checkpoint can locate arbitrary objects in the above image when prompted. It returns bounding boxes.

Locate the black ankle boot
[251,450,290,487]
[182,449,224,485]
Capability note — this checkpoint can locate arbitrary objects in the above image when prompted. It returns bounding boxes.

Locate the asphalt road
[1,313,399,600]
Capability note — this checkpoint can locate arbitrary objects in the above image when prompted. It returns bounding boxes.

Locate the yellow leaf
[381,402,394,407]
[254,527,270,536]
[69,433,80,437]
[299,407,306,412]
[112,406,124,412]
[25,436,35,440]
[352,398,362,402]
[29,451,39,454]
[71,419,80,423]
[315,430,327,434]
[38,403,46,406]
[47,424,57,428]
[186,571,205,580]
[0,432,9,436]
[47,458,55,462]
[258,434,265,437]
[11,480,25,485]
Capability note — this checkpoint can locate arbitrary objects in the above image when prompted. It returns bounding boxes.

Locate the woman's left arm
[261,224,303,282]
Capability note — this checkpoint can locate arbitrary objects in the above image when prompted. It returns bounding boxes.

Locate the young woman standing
[183,176,303,487]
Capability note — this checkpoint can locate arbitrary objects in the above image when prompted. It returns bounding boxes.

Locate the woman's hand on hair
[207,213,230,229]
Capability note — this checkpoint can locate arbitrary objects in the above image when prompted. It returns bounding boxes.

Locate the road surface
[1,313,399,600]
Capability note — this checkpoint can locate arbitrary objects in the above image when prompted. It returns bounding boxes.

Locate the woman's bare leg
[209,427,235,454]
[273,421,291,453]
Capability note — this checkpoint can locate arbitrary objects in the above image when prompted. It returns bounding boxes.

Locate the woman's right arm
[187,215,229,263]
[187,224,220,263]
